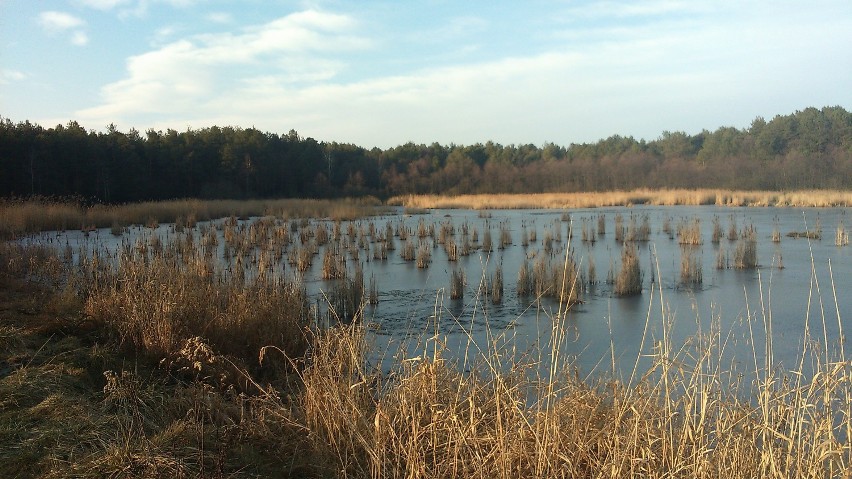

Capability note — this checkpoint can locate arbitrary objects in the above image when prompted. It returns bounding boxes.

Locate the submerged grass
[1,226,851,478]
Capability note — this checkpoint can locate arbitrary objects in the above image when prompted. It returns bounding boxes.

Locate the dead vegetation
[2,204,851,479]
[388,189,852,210]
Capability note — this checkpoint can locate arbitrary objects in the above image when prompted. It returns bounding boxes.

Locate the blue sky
[1,1,850,148]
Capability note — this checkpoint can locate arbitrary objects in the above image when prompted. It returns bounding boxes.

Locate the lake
[22,205,852,385]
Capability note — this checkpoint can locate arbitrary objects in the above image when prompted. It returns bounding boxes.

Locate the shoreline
[388,189,852,209]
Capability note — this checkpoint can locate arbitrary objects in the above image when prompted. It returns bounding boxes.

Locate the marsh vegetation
[2,198,851,478]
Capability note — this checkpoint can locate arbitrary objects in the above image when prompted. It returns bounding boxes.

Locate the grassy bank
[1,235,850,477]
[388,189,852,209]
[0,196,383,239]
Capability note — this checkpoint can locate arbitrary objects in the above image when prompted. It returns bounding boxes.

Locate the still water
[351,206,851,382]
[25,205,852,382]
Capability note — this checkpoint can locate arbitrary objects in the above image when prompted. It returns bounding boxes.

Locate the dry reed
[677,217,702,245]
[490,264,503,304]
[837,221,849,246]
[0,197,383,239]
[388,188,852,210]
[450,268,465,299]
[733,225,758,269]
[614,242,642,296]
[679,246,703,285]
[3,230,852,479]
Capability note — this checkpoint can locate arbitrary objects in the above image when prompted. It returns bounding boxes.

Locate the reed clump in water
[771,216,782,243]
[482,228,493,253]
[716,245,729,269]
[517,259,531,296]
[2,229,851,478]
[490,264,503,304]
[498,221,512,250]
[679,246,703,286]
[614,242,642,296]
[727,215,739,241]
[516,250,581,305]
[677,217,702,245]
[450,268,465,299]
[614,213,625,243]
[733,225,758,269]
[400,239,416,261]
[836,220,849,246]
[328,264,365,323]
[416,241,432,268]
[709,215,721,243]
[787,215,823,240]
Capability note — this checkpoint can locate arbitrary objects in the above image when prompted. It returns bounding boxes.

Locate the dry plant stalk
[677,217,702,245]
[679,246,703,285]
[3,231,852,479]
[734,225,758,269]
[450,268,465,299]
[615,242,642,296]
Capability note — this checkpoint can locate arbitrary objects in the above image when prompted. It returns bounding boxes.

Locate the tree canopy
[1,106,850,203]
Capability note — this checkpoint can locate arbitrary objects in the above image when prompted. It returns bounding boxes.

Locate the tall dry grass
[388,189,852,210]
[615,242,643,296]
[734,225,759,269]
[293,275,852,478]
[83,251,311,375]
[0,196,383,238]
[3,213,851,478]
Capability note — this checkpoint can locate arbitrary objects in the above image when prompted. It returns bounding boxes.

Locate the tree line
[1,106,850,203]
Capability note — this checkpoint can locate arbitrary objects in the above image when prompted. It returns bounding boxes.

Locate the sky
[1,0,851,149]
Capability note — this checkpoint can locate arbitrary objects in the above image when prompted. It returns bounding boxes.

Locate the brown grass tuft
[614,242,642,296]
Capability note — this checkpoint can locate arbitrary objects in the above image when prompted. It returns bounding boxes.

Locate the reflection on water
[21,205,851,383]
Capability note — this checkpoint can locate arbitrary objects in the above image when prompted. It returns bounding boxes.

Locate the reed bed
[837,221,849,246]
[712,215,723,243]
[3,240,849,478]
[0,197,383,239]
[450,268,465,299]
[83,247,311,374]
[2,209,852,478]
[490,264,503,304]
[615,242,642,296]
[388,189,852,210]
[516,250,581,305]
[677,218,702,245]
[733,225,759,269]
[679,246,703,285]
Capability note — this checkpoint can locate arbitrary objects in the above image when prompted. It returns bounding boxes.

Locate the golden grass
[2,217,851,478]
[0,196,383,238]
[614,242,643,296]
[388,189,852,210]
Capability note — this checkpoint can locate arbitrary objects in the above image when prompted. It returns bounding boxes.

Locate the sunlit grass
[388,189,852,210]
[0,196,384,239]
[1,209,850,478]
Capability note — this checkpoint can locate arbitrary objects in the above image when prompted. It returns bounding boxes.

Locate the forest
[1,105,850,203]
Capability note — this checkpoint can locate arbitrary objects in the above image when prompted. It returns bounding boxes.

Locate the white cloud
[116,0,206,18]
[74,4,852,147]
[71,31,90,46]
[38,10,90,47]
[557,0,713,21]
[77,10,369,123]
[38,11,85,32]
[74,0,132,10]
[206,12,232,24]
[0,70,28,84]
